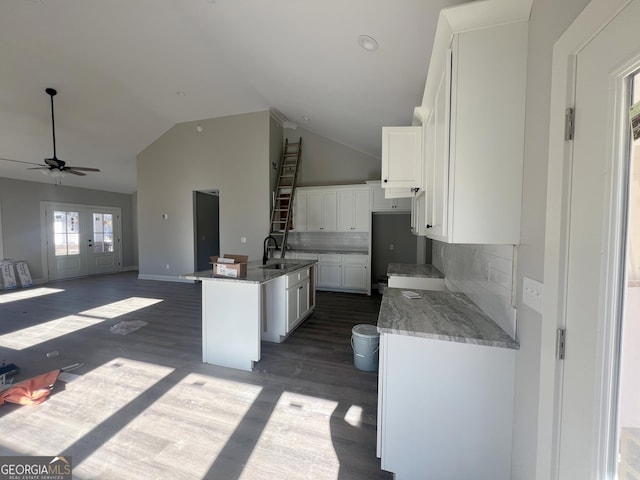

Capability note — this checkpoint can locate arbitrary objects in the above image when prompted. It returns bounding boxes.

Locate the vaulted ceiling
[0,0,468,194]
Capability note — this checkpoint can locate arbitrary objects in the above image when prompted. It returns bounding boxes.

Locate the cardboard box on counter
[210,254,249,278]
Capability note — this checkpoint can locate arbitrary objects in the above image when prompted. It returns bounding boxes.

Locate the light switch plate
[523,276,544,314]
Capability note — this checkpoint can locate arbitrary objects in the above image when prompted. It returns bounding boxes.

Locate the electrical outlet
[523,276,543,314]
[389,244,394,251]
[241,237,247,243]
[165,264,170,270]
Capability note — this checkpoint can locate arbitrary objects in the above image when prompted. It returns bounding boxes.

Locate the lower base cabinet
[316,254,369,294]
[377,332,515,479]
[261,265,315,343]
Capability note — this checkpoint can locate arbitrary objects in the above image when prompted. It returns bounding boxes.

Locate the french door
[43,202,121,280]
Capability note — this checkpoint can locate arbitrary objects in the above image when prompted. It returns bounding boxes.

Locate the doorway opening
[194,190,220,272]
[614,70,640,478]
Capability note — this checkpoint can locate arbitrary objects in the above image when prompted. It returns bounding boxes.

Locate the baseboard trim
[137,274,195,283]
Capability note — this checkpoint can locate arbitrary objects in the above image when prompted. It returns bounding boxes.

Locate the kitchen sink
[260,263,289,270]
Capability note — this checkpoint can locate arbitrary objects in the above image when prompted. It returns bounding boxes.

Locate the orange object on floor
[0,369,60,406]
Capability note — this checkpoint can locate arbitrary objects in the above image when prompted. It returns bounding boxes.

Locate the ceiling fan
[0,88,100,177]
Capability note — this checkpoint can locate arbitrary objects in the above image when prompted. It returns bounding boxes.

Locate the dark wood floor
[0,272,391,479]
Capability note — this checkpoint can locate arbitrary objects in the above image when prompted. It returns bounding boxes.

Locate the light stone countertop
[181,259,316,285]
[387,263,444,278]
[378,287,518,349]
[286,248,368,255]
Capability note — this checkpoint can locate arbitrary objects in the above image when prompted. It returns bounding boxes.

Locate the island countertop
[378,287,518,349]
[181,259,316,284]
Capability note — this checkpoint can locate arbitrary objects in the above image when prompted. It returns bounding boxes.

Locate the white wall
[137,111,271,278]
[511,0,590,478]
[0,177,135,281]
[283,126,380,186]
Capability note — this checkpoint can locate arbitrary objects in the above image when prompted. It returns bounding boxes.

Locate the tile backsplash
[287,232,369,252]
[432,241,517,338]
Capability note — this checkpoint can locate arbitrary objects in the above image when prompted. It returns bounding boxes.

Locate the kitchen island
[377,287,518,480]
[182,259,316,371]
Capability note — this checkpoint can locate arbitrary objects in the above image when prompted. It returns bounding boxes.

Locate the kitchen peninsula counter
[378,287,518,349]
[376,287,517,479]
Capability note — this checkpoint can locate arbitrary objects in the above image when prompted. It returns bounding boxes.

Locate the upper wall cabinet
[381,126,423,192]
[337,188,370,232]
[369,181,412,212]
[293,185,371,233]
[418,5,528,245]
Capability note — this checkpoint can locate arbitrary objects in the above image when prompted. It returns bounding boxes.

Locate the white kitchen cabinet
[370,182,411,212]
[316,253,369,294]
[337,188,370,231]
[306,190,337,231]
[263,265,315,343]
[341,255,368,291]
[293,190,308,231]
[293,185,371,232]
[381,126,423,191]
[317,254,342,288]
[286,276,310,331]
[377,332,515,479]
[419,16,527,244]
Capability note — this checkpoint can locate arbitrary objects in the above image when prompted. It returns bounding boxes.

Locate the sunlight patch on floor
[0,314,106,350]
[0,358,175,457]
[74,372,263,479]
[79,297,163,319]
[240,391,340,479]
[344,404,363,427]
[0,287,64,304]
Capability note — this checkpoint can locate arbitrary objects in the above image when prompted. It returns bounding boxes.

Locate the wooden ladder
[269,138,302,258]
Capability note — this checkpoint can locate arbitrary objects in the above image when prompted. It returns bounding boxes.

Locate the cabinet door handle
[298,286,303,290]
[426,224,433,229]
[383,179,388,183]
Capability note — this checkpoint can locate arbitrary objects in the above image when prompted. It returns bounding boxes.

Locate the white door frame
[543,0,635,478]
[40,201,123,282]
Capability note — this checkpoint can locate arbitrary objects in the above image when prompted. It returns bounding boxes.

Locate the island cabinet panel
[202,281,261,371]
[377,332,515,479]
[262,265,315,343]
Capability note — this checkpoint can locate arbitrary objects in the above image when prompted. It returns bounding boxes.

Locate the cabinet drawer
[285,268,310,287]
[342,254,368,265]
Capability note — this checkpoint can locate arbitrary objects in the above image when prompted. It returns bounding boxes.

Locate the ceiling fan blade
[68,166,100,172]
[65,169,87,176]
[27,167,51,170]
[0,157,45,167]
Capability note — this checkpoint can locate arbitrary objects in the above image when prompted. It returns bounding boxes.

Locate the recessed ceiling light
[176,91,186,96]
[358,35,379,52]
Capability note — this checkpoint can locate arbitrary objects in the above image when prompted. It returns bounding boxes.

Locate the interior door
[45,203,121,280]
[559,1,640,477]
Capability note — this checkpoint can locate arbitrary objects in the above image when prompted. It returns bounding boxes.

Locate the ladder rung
[284,153,298,157]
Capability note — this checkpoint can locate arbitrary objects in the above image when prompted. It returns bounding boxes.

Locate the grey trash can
[351,324,380,371]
